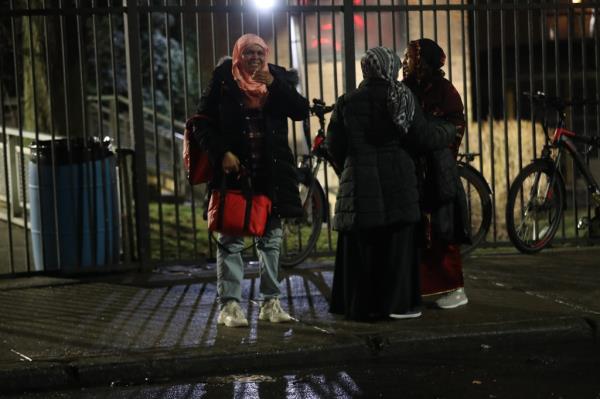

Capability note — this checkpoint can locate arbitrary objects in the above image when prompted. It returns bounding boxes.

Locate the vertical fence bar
[554,0,560,97]
[164,0,182,259]
[461,0,469,155]
[554,0,566,239]
[433,0,438,41]
[42,0,61,269]
[595,6,600,238]
[486,0,497,241]
[343,0,356,91]
[514,0,522,176]
[540,2,548,95]
[59,0,79,267]
[147,1,164,260]
[404,0,409,47]
[271,7,278,63]
[391,0,396,52]
[10,0,31,272]
[92,0,103,140]
[331,0,339,98]
[527,0,536,160]
[377,0,382,46]
[580,5,590,237]
[472,0,483,173]
[446,0,452,83]
[26,0,47,269]
[94,1,113,266]
[196,0,213,260]
[124,0,151,269]
[76,0,96,269]
[108,0,122,148]
[567,5,577,241]
[180,0,197,258]
[501,0,509,202]
[0,60,15,273]
[418,0,424,37]
[211,0,217,65]
[110,2,134,262]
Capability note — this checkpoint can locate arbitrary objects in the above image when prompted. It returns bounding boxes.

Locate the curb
[0,316,595,395]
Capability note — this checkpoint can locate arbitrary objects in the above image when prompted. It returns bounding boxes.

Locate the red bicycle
[505,91,600,254]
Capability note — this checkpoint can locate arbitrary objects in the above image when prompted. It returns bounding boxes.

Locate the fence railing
[1,0,600,276]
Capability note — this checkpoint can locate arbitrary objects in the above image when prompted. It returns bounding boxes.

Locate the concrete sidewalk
[0,247,599,394]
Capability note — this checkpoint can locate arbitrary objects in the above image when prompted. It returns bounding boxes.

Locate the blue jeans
[216,220,283,304]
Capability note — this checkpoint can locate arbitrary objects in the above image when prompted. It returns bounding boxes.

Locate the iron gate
[1,0,600,275]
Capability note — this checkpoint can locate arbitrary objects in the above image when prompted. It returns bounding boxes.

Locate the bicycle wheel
[505,161,564,254]
[459,165,493,256]
[280,179,325,268]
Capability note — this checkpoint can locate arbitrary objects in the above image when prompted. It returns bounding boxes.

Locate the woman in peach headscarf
[188,34,309,327]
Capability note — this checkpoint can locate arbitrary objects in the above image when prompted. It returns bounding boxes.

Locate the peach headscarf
[232,34,270,109]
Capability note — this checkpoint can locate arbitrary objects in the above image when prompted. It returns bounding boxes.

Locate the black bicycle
[457,152,493,256]
[280,99,334,267]
[505,91,600,254]
[280,99,493,267]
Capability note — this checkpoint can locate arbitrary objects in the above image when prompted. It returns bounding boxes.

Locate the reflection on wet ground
[8,338,600,399]
[0,263,343,360]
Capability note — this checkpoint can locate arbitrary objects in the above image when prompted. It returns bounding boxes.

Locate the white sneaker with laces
[217,300,249,327]
[435,288,469,309]
[389,310,422,319]
[259,298,293,323]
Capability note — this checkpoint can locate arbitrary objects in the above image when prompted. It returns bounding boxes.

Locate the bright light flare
[252,0,276,10]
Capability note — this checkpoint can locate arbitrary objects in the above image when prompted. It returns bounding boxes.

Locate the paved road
[0,247,599,396]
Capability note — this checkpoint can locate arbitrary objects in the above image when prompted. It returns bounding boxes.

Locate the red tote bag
[207,180,272,237]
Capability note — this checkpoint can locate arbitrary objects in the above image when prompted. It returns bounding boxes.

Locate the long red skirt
[420,241,464,296]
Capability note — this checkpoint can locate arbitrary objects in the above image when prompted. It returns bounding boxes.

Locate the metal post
[343,0,356,91]
[124,0,151,268]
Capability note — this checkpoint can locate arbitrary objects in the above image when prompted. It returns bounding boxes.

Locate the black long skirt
[329,222,421,321]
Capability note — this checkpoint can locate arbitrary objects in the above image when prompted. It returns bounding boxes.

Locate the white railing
[0,127,57,227]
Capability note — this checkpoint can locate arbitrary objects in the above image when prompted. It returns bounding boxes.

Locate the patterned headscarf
[232,34,270,109]
[361,46,415,133]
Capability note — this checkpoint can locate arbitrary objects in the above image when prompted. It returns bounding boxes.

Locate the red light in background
[321,23,333,31]
[353,0,362,4]
[354,15,364,28]
[311,37,342,51]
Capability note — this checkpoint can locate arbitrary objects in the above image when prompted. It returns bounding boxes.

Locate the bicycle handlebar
[523,91,599,112]
[569,132,600,148]
[310,98,334,117]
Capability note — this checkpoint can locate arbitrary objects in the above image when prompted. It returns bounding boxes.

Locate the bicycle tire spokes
[513,170,561,250]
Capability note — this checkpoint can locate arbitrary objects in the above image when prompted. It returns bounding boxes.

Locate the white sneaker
[217,300,249,327]
[389,310,422,319]
[259,298,293,323]
[435,288,469,309]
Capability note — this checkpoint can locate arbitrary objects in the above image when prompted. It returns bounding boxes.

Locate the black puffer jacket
[326,78,456,231]
[191,59,309,218]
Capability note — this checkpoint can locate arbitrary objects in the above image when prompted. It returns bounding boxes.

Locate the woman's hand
[222,151,240,174]
[252,70,274,86]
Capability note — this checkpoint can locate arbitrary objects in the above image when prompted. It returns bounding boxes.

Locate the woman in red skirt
[402,38,469,309]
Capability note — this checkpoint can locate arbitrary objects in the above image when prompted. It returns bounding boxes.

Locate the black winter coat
[191,59,309,218]
[326,78,457,231]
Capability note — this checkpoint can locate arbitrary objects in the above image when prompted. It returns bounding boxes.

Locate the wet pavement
[0,247,599,395]
[5,339,600,398]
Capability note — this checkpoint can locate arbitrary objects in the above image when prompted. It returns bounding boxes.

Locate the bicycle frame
[537,106,600,206]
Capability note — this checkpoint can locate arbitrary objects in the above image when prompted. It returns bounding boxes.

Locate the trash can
[28,137,120,271]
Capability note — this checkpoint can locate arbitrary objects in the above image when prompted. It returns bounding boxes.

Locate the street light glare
[253,0,276,10]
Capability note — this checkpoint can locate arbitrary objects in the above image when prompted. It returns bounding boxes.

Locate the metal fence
[1,0,600,276]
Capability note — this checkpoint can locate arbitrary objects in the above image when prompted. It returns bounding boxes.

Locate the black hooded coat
[191,59,309,219]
